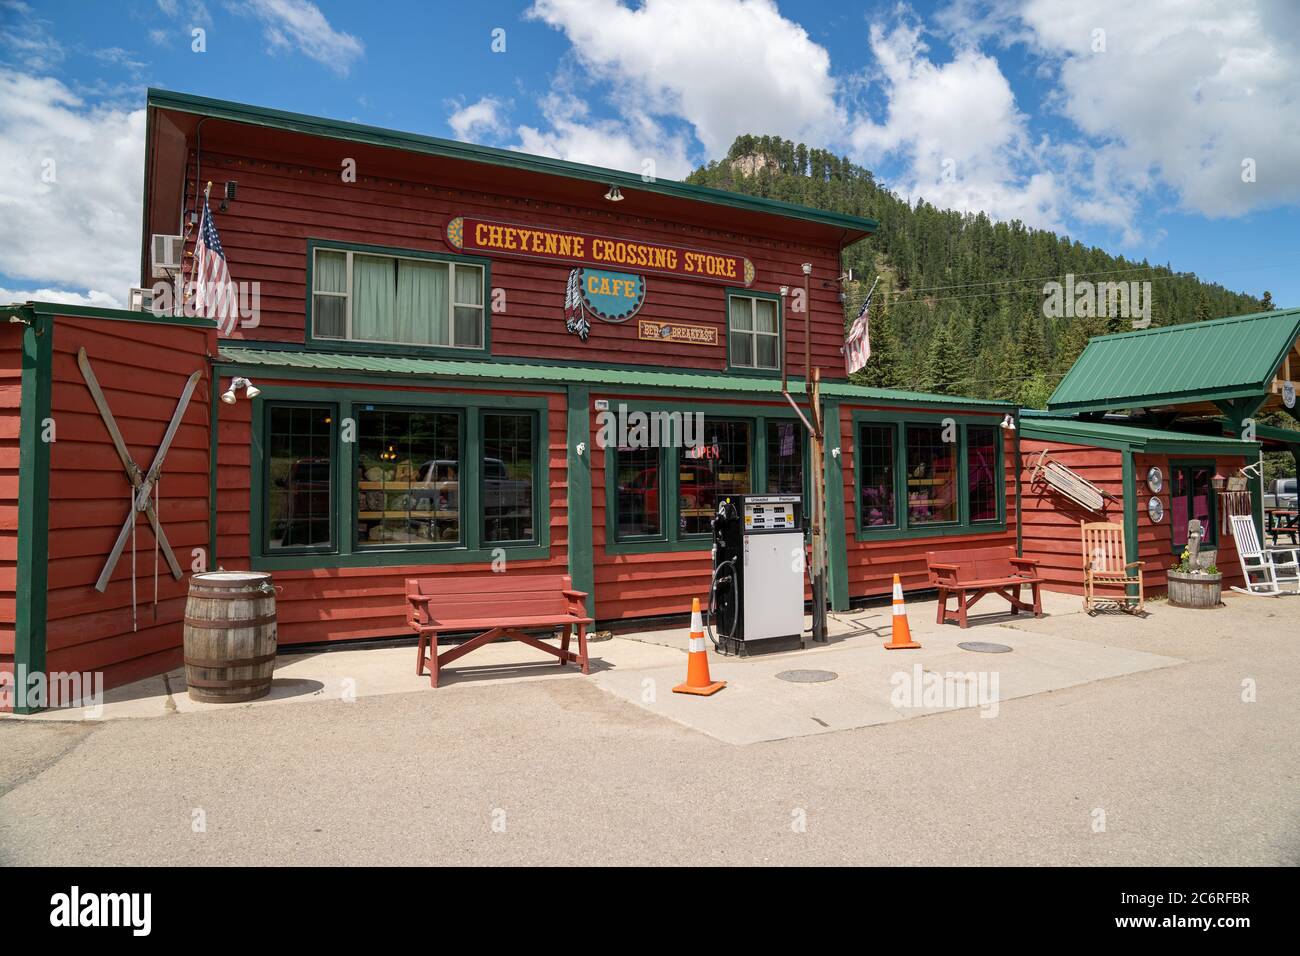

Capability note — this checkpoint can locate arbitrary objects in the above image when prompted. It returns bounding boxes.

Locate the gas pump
[707,494,805,656]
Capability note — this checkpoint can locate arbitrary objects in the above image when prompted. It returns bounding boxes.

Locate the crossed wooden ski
[77,348,202,593]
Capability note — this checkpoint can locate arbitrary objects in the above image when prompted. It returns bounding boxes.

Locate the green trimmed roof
[1020,412,1260,454]
[147,88,878,240]
[216,346,1013,409]
[1047,307,1300,412]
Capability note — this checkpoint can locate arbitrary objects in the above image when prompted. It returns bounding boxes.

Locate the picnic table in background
[1265,508,1298,546]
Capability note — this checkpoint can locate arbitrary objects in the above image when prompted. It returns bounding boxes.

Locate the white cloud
[515,92,693,179]
[0,286,121,308]
[0,71,145,306]
[233,0,363,76]
[447,96,508,143]
[0,0,65,71]
[526,0,842,157]
[1012,0,1300,218]
[850,18,1067,231]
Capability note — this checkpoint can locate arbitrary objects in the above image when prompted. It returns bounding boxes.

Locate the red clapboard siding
[840,405,1017,600]
[1019,441,1249,595]
[42,314,215,692]
[213,377,569,645]
[185,150,848,378]
[1018,439,1126,595]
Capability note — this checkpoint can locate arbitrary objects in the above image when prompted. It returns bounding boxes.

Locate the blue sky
[2,0,1297,307]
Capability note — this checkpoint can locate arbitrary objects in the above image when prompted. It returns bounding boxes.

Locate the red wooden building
[5,89,1025,708]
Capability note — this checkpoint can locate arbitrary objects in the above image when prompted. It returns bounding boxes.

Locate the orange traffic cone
[673,597,726,696]
[884,573,921,649]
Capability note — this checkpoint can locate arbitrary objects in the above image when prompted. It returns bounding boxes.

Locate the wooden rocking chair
[1080,521,1145,613]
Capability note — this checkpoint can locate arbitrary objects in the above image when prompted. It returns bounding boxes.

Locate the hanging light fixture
[604,184,624,202]
[221,376,260,404]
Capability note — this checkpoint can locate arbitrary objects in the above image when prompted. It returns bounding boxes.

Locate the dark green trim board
[723,287,783,378]
[303,238,493,359]
[207,366,219,569]
[20,300,218,329]
[147,88,879,238]
[1013,411,1023,557]
[13,308,53,713]
[248,384,551,570]
[822,402,849,612]
[850,409,1008,542]
[566,386,595,618]
[1121,451,1140,600]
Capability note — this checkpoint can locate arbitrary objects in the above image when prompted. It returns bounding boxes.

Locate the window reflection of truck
[618,462,719,534]
[402,458,529,538]
[275,458,331,546]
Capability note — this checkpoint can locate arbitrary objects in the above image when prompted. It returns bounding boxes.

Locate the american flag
[192,196,239,335]
[844,295,871,375]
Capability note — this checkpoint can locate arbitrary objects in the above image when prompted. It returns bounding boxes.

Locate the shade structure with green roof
[1047,307,1300,417]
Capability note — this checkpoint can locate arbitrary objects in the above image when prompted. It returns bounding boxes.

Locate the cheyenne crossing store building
[10,90,1288,705]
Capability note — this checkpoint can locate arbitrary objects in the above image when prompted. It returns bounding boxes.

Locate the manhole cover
[958,641,1012,654]
[776,669,838,683]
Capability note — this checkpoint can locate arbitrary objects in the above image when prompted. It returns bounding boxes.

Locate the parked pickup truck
[1263,477,1297,509]
[400,457,531,538]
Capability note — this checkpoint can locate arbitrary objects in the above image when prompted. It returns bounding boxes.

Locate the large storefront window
[312,246,485,350]
[482,412,535,543]
[680,420,752,535]
[855,418,1003,536]
[266,404,335,551]
[356,408,461,548]
[967,425,999,523]
[766,420,803,496]
[858,424,896,530]
[906,423,957,524]
[256,396,545,569]
[1171,462,1216,547]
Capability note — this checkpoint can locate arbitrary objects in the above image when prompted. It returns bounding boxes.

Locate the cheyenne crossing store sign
[446,216,755,287]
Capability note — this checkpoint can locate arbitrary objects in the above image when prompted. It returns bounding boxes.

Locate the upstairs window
[727,292,780,371]
[312,246,485,350]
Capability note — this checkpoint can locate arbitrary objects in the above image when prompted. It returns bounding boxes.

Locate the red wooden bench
[926,546,1043,628]
[406,573,593,688]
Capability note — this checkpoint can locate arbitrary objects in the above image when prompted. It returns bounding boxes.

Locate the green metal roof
[147,88,879,240]
[1047,307,1300,412]
[1020,413,1260,455]
[215,346,1012,409]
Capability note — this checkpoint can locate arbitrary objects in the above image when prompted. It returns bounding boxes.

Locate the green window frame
[851,411,1007,541]
[261,402,339,556]
[725,288,783,376]
[604,404,808,554]
[1169,459,1218,550]
[305,239,492,358]
[251,386,548,570]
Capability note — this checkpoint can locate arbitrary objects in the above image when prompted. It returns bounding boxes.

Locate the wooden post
[810,368,828,643]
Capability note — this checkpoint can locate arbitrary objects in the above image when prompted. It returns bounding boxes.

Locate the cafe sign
[446,215,755,286]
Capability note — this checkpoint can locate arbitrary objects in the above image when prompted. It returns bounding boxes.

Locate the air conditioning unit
[128,287,155,313]
[150,234,184,278]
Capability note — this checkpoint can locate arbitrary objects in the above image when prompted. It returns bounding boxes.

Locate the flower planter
[1167,570,1223,608]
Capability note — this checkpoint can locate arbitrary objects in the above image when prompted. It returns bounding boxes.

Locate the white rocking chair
[1228,513,1300,596]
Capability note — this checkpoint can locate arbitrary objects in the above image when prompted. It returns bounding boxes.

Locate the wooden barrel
[184,571,278,702]
[1167,571,1223,609]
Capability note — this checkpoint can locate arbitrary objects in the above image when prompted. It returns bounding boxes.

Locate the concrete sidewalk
[8,588,1222,744]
